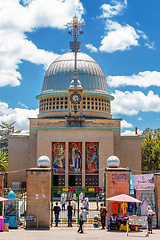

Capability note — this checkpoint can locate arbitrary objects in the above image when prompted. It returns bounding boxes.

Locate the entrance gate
[51,186,106,226]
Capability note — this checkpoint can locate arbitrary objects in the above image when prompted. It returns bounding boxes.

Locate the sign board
[129,215,147,228]
[133,174,154,189]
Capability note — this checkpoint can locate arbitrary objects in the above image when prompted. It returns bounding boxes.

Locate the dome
[41,52,109,94]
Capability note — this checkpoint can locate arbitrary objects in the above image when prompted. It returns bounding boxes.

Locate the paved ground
[1,227,160,240]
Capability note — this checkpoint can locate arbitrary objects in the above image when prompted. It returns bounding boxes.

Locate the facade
[8,17,142,188]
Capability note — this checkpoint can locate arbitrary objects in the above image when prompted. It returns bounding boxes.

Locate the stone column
[0,173,4,196]
[65,142,69,186]
[105,167,130,226]
[82,141,85,187]
[0,173,4,215]
[154,173,160,227]
[26,168,51,229]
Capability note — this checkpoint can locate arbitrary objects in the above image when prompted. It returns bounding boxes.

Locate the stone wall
[154,173,160,227]
[105,168,130,219]
[8,137,29,188]
[119,137,142,174]
[37,129,114,186]
[26,168,51,229]
[8,117,142,188]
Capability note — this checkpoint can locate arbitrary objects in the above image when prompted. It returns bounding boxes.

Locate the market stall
[106,193,141,232]
[4,190,20,228]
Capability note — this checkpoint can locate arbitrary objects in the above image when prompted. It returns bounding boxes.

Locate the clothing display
[112,203,119,214]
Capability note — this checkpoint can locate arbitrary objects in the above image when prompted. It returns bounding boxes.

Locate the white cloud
[0,0,84,87]
[121,120,133,128]
[145,42,155,50]
[18,102,29,109]
[99,21,139,53]
[85,44,98,53]
[111,90,160,115]
[100,0,127,19]
[137,117,142,121]
[0,101,38,130]
[137,30,148,40]
[107,71,160,88]
[137,30,155,49]
[121,129,142,135]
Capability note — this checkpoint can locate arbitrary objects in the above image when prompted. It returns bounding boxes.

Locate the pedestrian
[53,202,61,227]
[82,197,89,210]
[77,206,88,234]
[147,206,155,234]
[61,197,65,211]
[67,201,73,227]
[61,192,67,211]
[100,203,107,229]
[96,194,99,210]
[79,191,83,203]
[71,199,76,215]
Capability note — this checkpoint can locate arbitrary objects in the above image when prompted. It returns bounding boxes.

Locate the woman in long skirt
[147,206,155,234]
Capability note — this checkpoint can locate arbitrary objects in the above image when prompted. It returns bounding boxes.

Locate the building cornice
[36,91,114,101]
[31,126,119,134]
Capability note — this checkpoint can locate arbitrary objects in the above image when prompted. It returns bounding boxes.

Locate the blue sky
[0,0,160,133]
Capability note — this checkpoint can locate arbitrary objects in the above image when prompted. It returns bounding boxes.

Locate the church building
[8,16,142,188]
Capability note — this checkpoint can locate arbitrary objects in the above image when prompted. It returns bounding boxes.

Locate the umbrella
[0,196,8,202]
[106,193,141,203]
[106,193,141,215]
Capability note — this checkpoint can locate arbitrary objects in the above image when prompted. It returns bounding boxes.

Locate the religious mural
[69,142,82,174]
[85,142,99,174]
[52,142,65,174]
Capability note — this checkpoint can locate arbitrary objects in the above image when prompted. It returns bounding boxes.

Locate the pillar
[26,168,51,229]
[105,167,130,224]
[0,173,4,215]
[154,173,160,227]
[0,173,4,196]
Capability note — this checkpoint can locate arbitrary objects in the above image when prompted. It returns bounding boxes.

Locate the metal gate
[51,185,105,226]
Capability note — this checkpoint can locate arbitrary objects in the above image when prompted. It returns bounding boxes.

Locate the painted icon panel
[69,142,82,174]
[86,142,99,174]
[52,142,65,174]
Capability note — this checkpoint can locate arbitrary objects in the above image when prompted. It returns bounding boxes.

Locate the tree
[0,121,21,151]
[0,148,8,172]
[141,128,160,173]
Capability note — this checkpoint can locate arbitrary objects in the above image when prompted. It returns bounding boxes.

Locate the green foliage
[0,121,22,152]
[0,148,8,172]
[0,121,15,151]
[142,128,160,173]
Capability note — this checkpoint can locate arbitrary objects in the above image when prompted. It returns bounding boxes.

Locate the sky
[0,0,160,134]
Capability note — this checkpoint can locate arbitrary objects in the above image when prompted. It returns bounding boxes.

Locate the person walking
[100,203,107,229]
[61,197,65,211]
[67,201,73,227]
[147,206,155,234]
[77,206,88,234]
[71,199,76,216]
[79,192,83,203]
[96,194,99,210]
[61,192,67,211]
[53,202,61,227]
[82,197,89,210]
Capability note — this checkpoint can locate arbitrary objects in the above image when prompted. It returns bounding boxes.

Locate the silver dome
[41,52,109,94]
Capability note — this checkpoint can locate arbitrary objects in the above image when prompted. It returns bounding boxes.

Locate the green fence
[51,186,105,226]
